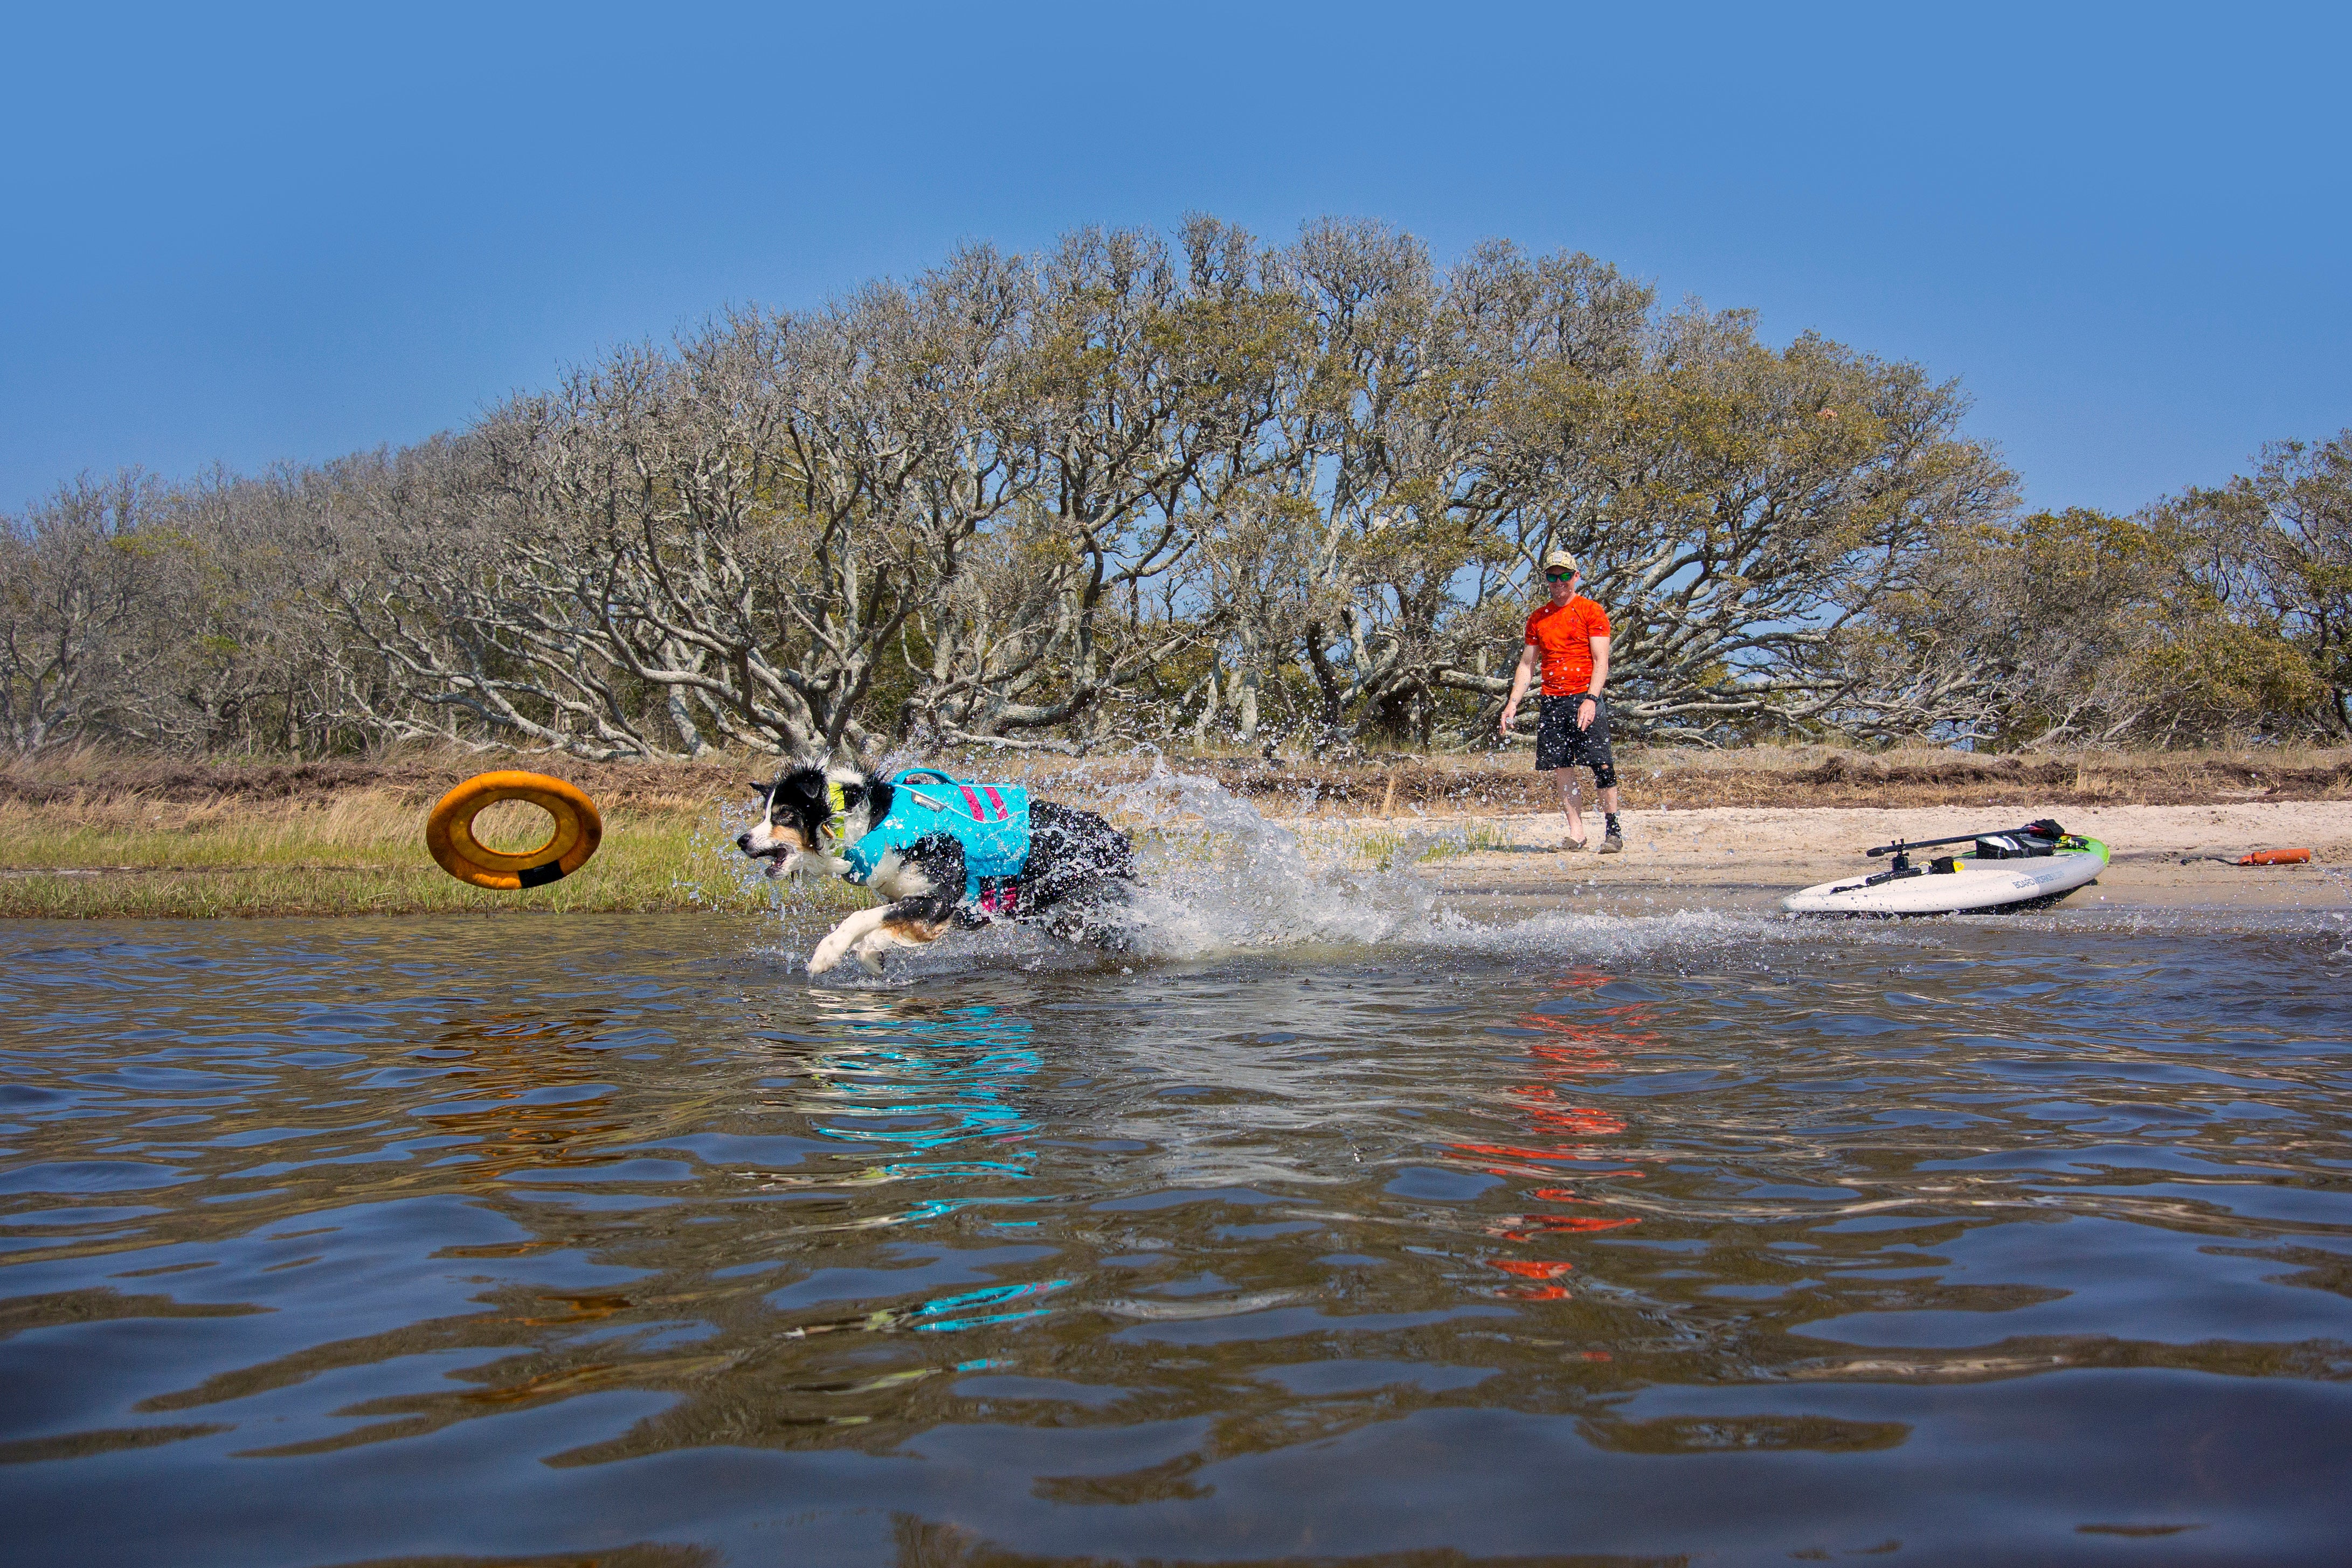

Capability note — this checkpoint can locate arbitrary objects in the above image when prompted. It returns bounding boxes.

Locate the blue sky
[4,2,2346,517]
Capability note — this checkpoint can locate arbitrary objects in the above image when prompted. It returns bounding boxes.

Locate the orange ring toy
[425,771,603,890]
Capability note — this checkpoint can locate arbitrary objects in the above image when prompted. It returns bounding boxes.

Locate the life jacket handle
[888,769,1012,824]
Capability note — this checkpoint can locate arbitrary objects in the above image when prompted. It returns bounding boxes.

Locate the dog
[737,761,1138,975]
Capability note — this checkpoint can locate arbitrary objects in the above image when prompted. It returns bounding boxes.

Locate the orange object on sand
[2237,848,2311,866]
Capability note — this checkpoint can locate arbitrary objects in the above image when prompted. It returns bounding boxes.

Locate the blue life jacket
[841,769,1032,903]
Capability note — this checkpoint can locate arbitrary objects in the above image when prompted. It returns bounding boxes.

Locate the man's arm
[1576,634,1610,728]
[1498,642,1541,734]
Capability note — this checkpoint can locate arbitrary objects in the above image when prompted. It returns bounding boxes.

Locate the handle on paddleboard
[1864,820,2069,858]
[1866,831,1981,858]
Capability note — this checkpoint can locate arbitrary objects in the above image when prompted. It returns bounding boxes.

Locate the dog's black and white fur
[736,762,1138,975]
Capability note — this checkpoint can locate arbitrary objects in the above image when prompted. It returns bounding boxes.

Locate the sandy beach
[1383,801,2352,915]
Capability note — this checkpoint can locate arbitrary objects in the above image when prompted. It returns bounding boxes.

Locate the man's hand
[1575,694,1597,731]
[1498,703,1519,736]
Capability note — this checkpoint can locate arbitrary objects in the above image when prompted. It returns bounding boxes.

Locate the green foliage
[2162,431,2352,736]
[8,211,2342,759]
[1885,497,2334,749]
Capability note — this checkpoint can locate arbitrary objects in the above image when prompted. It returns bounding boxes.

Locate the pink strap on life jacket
[981,786,1007,821]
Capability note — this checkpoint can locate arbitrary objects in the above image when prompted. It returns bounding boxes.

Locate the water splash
[764,759,1934,981]
[676,804,765,908]
[1097,763,1850,967]
[1098,763,1455,959]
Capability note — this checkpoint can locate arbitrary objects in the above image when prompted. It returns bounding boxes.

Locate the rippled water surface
[5,890,2352,1566]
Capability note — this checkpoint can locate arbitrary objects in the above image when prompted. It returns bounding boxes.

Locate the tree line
[5,217,2347,761]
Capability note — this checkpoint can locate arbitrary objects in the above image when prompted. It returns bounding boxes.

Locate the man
[1498,549,1621,853]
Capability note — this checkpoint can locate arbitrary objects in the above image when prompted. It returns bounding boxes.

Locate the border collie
[737,761,1138,975]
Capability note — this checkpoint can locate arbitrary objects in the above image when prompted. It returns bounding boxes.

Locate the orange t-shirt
[1525,597,1610,697]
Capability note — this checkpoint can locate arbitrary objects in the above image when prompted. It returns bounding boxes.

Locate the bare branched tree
[1,473,161,753]
[334,247,1036,758]
[897,220,1298,748]
[1558,322,2016,738]
[1195,228,2009,749]
[38,218,2338,761]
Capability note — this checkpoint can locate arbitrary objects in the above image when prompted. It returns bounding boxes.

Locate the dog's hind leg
[1015,801,1140,951]
[1038,881,1139,950]
[1019,804,1139,908]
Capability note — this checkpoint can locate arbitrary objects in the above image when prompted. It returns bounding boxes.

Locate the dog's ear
[748,780,773,800]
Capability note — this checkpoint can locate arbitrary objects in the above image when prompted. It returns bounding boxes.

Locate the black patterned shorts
[1535,695,1615,787]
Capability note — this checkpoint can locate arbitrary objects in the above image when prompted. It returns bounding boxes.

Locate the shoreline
[5,747,2347,919]
[1,798,2342,920]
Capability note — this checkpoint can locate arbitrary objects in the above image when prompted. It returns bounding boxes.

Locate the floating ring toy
[425,771,603,890]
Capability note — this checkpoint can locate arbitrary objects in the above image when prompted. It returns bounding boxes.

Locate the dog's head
[737,764,883,879]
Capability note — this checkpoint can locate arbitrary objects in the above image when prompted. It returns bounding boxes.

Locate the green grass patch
[0,791,862,919]
[1348,821,1512,868]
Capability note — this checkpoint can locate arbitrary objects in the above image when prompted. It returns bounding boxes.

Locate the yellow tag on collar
[820,780,849,847]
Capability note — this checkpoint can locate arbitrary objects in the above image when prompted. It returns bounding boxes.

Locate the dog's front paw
[808,908,886,976]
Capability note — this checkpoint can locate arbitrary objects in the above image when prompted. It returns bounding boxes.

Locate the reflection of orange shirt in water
[1445,972,1645,1296]
[1525,597,1611,696]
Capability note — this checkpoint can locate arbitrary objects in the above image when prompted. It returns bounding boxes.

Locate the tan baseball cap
[1541,549,1579,574]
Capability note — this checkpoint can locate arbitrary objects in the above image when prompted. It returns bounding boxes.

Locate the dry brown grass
[1030,744,2352,815]
[0,747,741,811]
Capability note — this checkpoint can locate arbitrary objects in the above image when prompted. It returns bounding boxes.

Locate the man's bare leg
[1564,776,1623,842]
[1557,768,1587,846]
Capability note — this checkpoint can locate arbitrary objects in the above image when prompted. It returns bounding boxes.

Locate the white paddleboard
[1782,838,2109,916]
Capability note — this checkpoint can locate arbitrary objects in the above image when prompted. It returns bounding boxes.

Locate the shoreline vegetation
[9,220,2348,927]
[3,745,2346,919]
[8,220,2349,776]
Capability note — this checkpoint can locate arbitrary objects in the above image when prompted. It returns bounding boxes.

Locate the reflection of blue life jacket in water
[842,770,1032,905]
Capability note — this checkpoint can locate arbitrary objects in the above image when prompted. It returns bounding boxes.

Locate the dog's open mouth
[743,842,836,881]
[736,838,794,879]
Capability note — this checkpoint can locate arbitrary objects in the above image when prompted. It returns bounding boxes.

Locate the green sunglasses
[1545,568,1574,581]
